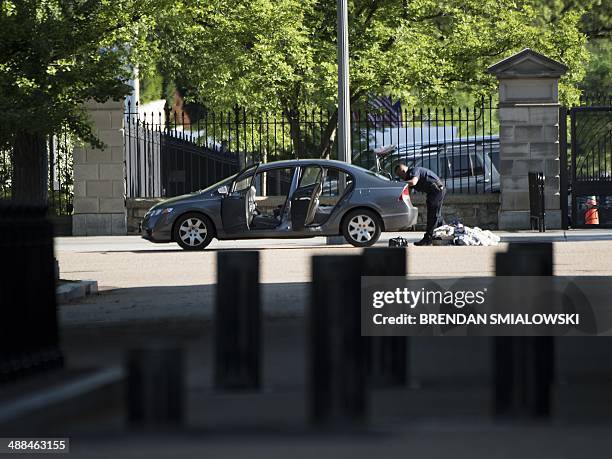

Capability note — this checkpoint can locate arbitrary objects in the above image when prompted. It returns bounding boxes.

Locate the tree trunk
[285,109,302,159]
[318,109,338,159]
[11,131,49,205]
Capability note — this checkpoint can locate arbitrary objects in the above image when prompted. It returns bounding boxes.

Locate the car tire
[341,209,382,247]
[173,212,215,251]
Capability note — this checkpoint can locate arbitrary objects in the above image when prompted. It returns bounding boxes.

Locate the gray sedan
[141,159,418,249]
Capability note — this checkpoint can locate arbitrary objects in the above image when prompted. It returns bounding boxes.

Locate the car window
[363,169,392,181]
[252,166,295,218]
[298,166,323,188]
[448,154,472,178]
[321,168,354,200]
[255,167,295,198]
[232,163,259,192]
[199,173,237,193]
[419,154,440,176]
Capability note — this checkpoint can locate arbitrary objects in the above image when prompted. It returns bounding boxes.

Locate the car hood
[154,190,217,208]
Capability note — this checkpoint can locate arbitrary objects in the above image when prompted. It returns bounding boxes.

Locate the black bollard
[362,248,409,387]
[127,345,184,426]
[310,255,367,425]
[0,202,62,383]
[215,251,260,390]
[493,242,554,418]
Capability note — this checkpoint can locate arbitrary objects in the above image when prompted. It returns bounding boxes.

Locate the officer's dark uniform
[407,166,446,239]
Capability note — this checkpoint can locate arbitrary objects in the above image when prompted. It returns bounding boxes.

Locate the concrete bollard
[309,255,368,425]
[215,251,261,390]
[362,248,409,387]
[493,242,554,418]
[127,345,184,426]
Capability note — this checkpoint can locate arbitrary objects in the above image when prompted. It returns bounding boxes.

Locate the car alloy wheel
[173,212,214,250]
[342,209,381,247]
[348,215,376,243]
[179,217,207,247]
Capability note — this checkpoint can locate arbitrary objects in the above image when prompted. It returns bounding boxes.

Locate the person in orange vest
[585,196,600,225]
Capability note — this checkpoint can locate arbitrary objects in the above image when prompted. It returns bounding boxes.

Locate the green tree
[0,0,165,203]
[530,0,611,97]
[157,0,589,158]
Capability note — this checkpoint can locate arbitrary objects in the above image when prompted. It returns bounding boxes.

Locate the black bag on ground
[389,237,409,247]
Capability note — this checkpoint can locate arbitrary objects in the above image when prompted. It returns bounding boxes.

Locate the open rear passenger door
[290,165,325,230]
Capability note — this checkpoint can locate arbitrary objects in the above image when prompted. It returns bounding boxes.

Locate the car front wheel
[342,209,381,247]
[173,213,214,250]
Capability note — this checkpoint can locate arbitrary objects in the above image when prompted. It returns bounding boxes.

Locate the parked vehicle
[355,136,500,193]
[141,159,418,249]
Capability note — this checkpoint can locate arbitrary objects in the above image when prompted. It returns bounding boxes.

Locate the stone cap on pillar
[487,48,568,79]
[488,49,568,104]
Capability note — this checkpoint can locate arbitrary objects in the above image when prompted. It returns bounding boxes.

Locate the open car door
[221,163,259,234]
[290,165,325,230]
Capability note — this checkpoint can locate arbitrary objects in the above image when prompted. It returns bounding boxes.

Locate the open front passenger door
[220,163,260,234]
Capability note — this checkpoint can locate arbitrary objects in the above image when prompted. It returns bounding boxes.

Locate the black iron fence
[0,132,74,216]
[127,97,499,197]
[352,97,499,194]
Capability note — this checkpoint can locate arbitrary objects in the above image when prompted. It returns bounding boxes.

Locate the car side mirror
[217,185,229,195]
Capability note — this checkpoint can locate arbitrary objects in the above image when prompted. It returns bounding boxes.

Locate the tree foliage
[531,0,611,97]
[157,0,589,111]
[153,0,589,156]
[0,0,165,148]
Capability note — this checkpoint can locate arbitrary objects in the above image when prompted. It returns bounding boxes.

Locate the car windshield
[198,173,237,193]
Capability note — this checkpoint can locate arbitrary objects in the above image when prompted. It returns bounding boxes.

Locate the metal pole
[337,0,351,164]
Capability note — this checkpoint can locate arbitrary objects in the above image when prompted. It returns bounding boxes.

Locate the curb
[56,280,98,304]
[0,366,124,432]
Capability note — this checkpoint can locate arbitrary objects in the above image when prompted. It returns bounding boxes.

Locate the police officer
[394,162,446,246]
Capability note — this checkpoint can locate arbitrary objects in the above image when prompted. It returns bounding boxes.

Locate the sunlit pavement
[54,229,612,253]
[54,232,612,328]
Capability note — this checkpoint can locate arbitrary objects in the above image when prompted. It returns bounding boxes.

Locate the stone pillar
[487,49,568,230]
[73,100,126,235]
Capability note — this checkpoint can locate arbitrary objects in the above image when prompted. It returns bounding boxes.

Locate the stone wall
[127,198,160,234]
[126,194,500,235]
[411,193,500,230]
[72,100,127,235]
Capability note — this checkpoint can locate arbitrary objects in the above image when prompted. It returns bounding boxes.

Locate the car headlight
[146,207,173,218]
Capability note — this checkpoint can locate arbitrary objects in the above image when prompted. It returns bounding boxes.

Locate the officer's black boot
[414,233,433,246]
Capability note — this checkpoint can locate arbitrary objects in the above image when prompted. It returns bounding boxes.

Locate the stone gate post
[72,100,126,235]
[488,49,568,229]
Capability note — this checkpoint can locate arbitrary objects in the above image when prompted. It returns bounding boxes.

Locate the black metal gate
[160,136,239,197]
[124,104,240,198]
[564,105,612,228]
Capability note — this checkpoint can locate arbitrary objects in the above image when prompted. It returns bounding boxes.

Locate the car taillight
[399,185,411,203]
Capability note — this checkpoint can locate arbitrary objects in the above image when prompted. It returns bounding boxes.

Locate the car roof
[257,158,360,171]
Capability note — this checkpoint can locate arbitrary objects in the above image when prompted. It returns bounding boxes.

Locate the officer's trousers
[425,187,446,237]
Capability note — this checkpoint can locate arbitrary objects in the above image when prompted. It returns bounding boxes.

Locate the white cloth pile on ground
[433,221,500,246]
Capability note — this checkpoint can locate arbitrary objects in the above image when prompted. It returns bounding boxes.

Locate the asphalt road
[55,232,612,327]
[48,232,612,454]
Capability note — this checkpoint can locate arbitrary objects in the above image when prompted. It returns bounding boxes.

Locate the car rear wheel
[174,213,214,250]
[342,209,381,247]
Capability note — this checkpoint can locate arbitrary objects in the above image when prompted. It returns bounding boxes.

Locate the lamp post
[337,0,351,164]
